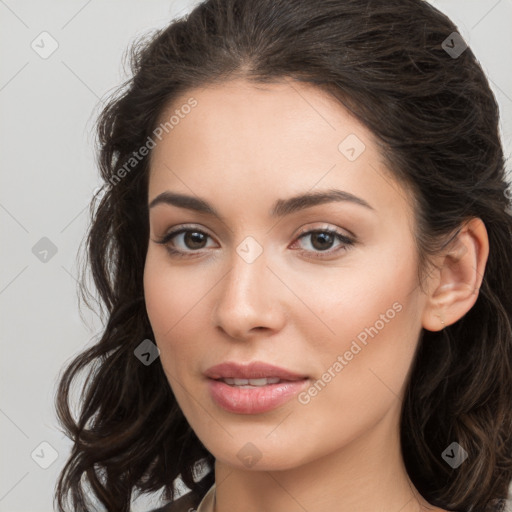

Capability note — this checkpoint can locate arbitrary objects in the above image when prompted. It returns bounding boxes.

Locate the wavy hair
[55,0,512,510]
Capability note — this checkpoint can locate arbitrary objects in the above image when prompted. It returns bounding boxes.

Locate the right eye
[154,226,219,257]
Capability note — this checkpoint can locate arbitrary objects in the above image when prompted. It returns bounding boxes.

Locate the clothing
[149,483,216,512]
[195,483,215,511]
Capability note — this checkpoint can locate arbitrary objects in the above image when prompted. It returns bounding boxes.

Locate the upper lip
[204,361,308,381]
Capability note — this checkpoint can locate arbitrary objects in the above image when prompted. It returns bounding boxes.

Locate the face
[143,78,428,471]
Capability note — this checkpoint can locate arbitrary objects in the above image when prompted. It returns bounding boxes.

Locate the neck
[212,404,434,512]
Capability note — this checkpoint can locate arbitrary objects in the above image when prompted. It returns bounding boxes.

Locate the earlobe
[422,217,489,332]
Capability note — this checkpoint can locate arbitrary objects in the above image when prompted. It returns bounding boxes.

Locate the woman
[54,0,512,511]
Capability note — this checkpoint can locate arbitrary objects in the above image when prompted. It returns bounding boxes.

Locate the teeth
[222,377,281,386]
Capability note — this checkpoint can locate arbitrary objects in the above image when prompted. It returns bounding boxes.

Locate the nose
[211,245,287,340]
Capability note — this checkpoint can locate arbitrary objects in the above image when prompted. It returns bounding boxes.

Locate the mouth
[207,376,310,414]
[212,377,306,388]
[204,361,310,414]
[204,361,308,382]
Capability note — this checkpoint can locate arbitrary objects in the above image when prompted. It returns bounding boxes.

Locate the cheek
[143,256,174,339]
[143,249,210,338]
[289,246,418,347]
[291,299,421,460]
[293,247,422,406]
[143,250,215,385]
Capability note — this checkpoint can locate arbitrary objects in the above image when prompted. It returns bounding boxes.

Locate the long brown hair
[55,0,512,510]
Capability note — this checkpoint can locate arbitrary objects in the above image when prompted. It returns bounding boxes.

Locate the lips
[204,361,308,382]
[204,361,310,414]
[220,377,281,387]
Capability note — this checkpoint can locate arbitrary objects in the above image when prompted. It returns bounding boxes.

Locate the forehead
[153,79,371,150]
[147,78,413,228]
[150,80,368,176]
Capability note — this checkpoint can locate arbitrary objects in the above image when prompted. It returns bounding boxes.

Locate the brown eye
[155,227,217,255]
[291,228,355,259]
[183,231,208,249]
[309,231,336,251]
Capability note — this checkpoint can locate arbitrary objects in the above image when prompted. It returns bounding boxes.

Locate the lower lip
[207,378,310,414]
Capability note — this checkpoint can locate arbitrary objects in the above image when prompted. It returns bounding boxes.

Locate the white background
[1,1,511,511]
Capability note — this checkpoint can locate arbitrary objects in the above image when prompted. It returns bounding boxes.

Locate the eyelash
[154,224,355,260]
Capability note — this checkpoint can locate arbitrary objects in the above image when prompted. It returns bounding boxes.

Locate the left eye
[288,229,355,258]
[292,229,354,253]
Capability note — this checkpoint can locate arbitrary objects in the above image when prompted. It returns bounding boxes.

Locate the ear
[422,217,489,332]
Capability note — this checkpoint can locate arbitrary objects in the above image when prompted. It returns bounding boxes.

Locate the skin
[143,78,489,512]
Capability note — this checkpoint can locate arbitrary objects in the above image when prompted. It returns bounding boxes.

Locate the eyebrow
[148,189,374,218]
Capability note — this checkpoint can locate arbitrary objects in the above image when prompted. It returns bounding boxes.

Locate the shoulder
[147,490,201,512]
